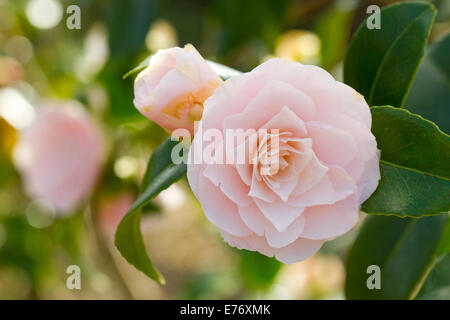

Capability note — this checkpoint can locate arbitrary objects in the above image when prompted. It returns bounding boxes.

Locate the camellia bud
[133,44,222,135]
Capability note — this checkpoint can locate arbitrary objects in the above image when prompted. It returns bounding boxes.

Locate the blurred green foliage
[0,0,448,299]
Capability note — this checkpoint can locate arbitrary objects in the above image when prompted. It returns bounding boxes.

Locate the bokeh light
[25,199,56,228]
[145,19,178,52]
[0,87,35,129]
[26,0,63,30]
[4,36,33,64]
[275,30,321,64]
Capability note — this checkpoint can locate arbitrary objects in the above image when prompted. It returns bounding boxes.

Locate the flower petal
[223,80,315,135]
[253,198,304,232]
[274,237,324,264]
[197,176,252,237]
[300,194,359,240]
[357,150,381,203]
[203,164,252,206]
[306,121,358,167]
[289,175,334,207]
[292,153,328,195]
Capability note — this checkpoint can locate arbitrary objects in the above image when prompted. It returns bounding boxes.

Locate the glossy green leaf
[123,56,241,80]
[416,253,450,300]
[239,250,282,291]
[344,2,436,106]
[115,138,187,284]
[362,106,450,217]
[345,213,449,300]
[405,33,450,133]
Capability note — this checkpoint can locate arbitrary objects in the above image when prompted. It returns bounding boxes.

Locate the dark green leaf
[115,138,187,284]
[362,106,450,217]
[239,250,282,291]
[416,254,450,300]
[140,139,184,191]
[345,213,449,299]
[405,33,450,133]
[344,2,436,106]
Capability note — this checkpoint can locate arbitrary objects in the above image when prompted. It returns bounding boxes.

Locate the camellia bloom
[134,44,222,135]
[187,58,380,264]
[15,102,104,214]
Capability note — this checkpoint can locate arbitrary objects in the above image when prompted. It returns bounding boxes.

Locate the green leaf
[345,213,449,300]
[122,56,151,80]
[239,250,282,291]
[416,253,450,300]
[344,2,436,106]
[114,138,187,284]
[123,56,241,80]
[362,106,450,217]
[405,33,450,133]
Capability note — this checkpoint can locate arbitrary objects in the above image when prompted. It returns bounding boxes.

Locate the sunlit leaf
[344,2,436,106]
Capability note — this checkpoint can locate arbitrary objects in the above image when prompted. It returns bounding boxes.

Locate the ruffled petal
[300,194,359,240]
[197,176,252,237]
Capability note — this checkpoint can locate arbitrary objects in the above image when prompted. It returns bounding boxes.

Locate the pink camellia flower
[134,44,222,135]
[187,58,380,264]
[15,102,104,214]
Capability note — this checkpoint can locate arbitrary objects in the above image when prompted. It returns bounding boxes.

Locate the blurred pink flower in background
[134,44,222,135]
[97,192,135,237]
[187,58,380,264]
[15,102,104,214]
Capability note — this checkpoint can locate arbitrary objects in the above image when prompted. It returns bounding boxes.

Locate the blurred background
[0,0,448,299]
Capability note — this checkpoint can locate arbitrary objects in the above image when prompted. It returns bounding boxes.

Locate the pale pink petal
[223,80,315,135]
[238,203,305,248]
[197,176,252,237]
[306,121,357,167]
[253,198,305,232]
[220,231,254,251]
[245,234,277,257]
[327,166,357,202]
[151,69,198,112]
[263,173,298,202]
[301,194,359,240]
[221,231,277,258]
[289,175,334,207]
[296,77,372,127]
[292,153,328,195]
[345,158,365,182]
[265,215,305,248]
[260,105,307,138]
[357,150,381,203]
[203,164,252,206]
[248,176,277,202]
[238,204,268,236]
[274,237,324,264]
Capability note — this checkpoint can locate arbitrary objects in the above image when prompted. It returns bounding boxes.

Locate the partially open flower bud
[133,44,222,135]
